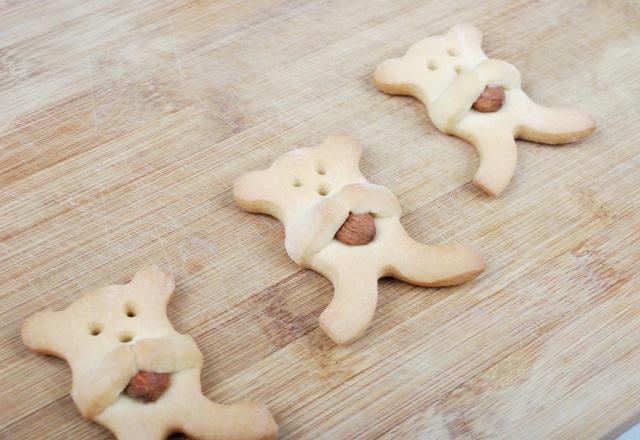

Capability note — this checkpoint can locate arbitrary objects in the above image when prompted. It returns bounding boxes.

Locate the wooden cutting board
[1,1,639,438]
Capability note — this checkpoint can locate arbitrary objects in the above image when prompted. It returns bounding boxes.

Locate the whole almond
[125,370,171,402]
[335,213,376,245]
[473,86,505,112]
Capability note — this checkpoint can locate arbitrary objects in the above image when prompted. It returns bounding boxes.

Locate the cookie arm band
[339,183,402,217]
[284,183,401,265]
[429,59,521,132]
[285,197,350,265]
[72,345,139,419]
[72,335,202,419]
[134,334,203,372]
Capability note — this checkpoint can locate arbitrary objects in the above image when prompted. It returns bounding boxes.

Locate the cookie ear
[319,134,362,157]
[448,23,483,47]
[130,265,175,301]
[315,134,364,180]
[233,170,274,214]
[22,311,65,358]
[374,57,413,95]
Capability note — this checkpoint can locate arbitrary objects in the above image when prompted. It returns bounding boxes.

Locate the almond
[335,213,376,246]
[125,370,170,402]
[473,86,505,112]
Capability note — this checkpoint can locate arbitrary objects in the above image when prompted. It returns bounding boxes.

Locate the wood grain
[1,0,639,438]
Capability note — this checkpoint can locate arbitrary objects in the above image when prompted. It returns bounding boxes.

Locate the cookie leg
[387,229,484,287]
[98,407,173,440]
[319,270,379,345]
[517,101,596,144]
[108,423,167,440]
[180,396,277,440]
[471,129,518,196]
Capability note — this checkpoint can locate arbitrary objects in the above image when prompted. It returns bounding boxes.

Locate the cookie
[22,265,278,440]
[374,23,596,196]
[234,134,485,345]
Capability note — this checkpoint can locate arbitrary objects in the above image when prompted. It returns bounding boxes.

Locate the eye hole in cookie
[124,302,137,318]
[454,65,463,74]
[315,162,327,175]
[447,47,460,56]
[426,59,439,71]
[88,322,103,336]
[292,178,303,188]
[118,332,135,343]
[317,183,330,197]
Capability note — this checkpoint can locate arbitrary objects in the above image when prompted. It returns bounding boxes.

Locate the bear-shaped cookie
[375,23,596,196]
[234,134,485,345]
[22,265,278,440]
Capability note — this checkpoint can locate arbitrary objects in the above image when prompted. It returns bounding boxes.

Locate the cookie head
[375,23,486,103]
[21,266,176,371]
[234,134,366,223]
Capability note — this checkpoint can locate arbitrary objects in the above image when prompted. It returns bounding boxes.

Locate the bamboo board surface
[1,0,639,438]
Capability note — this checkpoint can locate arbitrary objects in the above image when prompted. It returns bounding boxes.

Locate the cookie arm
[386,225,484,286]
[516,100,596,144]
[319,268,379,345]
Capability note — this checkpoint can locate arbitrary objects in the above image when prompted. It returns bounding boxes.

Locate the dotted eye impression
[292,178,303,188]
[317,183,330,196]
[315,162,327,175]
[427,59,439,71]
[118,332,135,343]
[124,302,137,318]
[88,322,103,336]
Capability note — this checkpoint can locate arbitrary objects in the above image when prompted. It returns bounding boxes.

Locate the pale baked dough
[234,134,485,345]
[375,23,596,196]
[22,265,278,440]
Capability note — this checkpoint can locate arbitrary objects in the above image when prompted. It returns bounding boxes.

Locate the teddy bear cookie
[234,134,485,345]
[374,23,596,196]
[21,265,278,440]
